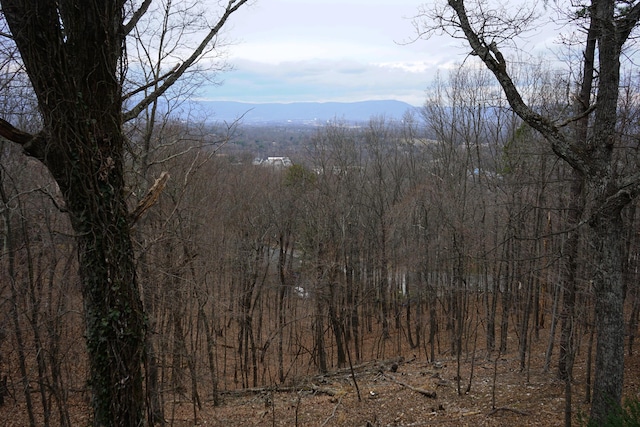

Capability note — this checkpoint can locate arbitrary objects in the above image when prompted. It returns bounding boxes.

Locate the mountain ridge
[191,100,417,124]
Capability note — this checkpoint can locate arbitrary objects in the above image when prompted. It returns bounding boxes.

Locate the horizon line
[189,98,422,107]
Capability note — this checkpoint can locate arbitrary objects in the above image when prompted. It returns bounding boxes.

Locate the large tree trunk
[0,3,146,425]
[75,171,145,426]
[52,80,145,426]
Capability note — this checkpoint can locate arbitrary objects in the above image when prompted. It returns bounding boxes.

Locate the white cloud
[205,0,565,105]
[201,57,438,106]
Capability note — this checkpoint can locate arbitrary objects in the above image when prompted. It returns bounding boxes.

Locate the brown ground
[160,347,640,427]
[2,334,640,426]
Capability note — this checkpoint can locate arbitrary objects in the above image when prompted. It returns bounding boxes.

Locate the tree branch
[124,0,153,35]
[555,104,597,128]
[616,2,640,48]
[123,63,179,101]
[383,373,437,398]
[123,0,251,122]
[0,117,33,145]
[0,118,51,162]
[446,0,592,176]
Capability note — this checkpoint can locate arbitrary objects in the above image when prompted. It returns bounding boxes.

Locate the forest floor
[3,334,640,426]
[165,340,640,427]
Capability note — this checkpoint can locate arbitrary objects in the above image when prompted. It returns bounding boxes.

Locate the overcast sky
[202,1,560,106]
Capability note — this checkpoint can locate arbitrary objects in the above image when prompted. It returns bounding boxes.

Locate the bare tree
[0,1,251,425]
[416,0,640,421]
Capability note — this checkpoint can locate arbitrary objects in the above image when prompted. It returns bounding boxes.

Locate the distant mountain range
[191,100,417,124]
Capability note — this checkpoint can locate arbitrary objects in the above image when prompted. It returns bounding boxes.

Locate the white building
[253,156,292,168]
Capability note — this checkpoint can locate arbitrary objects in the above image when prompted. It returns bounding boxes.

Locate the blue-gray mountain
[192,100,417,124]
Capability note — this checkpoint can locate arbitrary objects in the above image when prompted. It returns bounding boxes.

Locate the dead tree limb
[383,373,437,399]
[129,171,169,225]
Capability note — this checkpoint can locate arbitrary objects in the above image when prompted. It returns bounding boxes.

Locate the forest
[1,0,640,426]
[3,60,640,425]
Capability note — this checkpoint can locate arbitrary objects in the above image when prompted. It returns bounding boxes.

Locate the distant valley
[190,100,418,125]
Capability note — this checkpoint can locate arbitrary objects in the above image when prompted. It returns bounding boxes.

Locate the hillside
[7,326,640,426]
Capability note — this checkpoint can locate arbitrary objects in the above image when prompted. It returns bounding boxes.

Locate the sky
[201,0,561,106]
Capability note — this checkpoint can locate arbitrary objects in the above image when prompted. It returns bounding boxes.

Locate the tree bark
[590,207,625,421]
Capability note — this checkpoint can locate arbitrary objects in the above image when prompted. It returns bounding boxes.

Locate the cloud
[198,0,568,106]
[198,0,478,105]
[201,57,449,106]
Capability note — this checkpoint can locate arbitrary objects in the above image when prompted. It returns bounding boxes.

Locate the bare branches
[554,103,597,127]
[123,0,251,122]
[439,0,593,176]
[122,63,179,101]
[616,1,640,46]
[414,0,539,45]
[319,396,343,427]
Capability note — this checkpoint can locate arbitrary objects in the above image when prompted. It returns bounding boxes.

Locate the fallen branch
[487,406,529,417]
[218,386,293,398]
[383,373,437,399]
[310,385,341,396]
[320,396,343,427]
[218,384,341,398]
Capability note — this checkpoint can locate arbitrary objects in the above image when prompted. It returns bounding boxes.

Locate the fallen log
[383,373,437,399]
[218,384,341,398]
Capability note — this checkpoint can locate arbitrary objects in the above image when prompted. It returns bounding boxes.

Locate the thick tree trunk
[0,3,147,424]
[54,76,146,426]
[62,123,145,426]
[76,188,145,426]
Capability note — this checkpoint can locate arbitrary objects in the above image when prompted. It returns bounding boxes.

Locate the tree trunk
[544,281,561,372]
[75,182,145,426]
[315,297,328,374]
[277,235,288,383]
[590,210,625,422]
[0,3,147,425]
[140,253,165,426]
[328,280,347,368]
[558,177,582,381]
[1,169,36,426]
